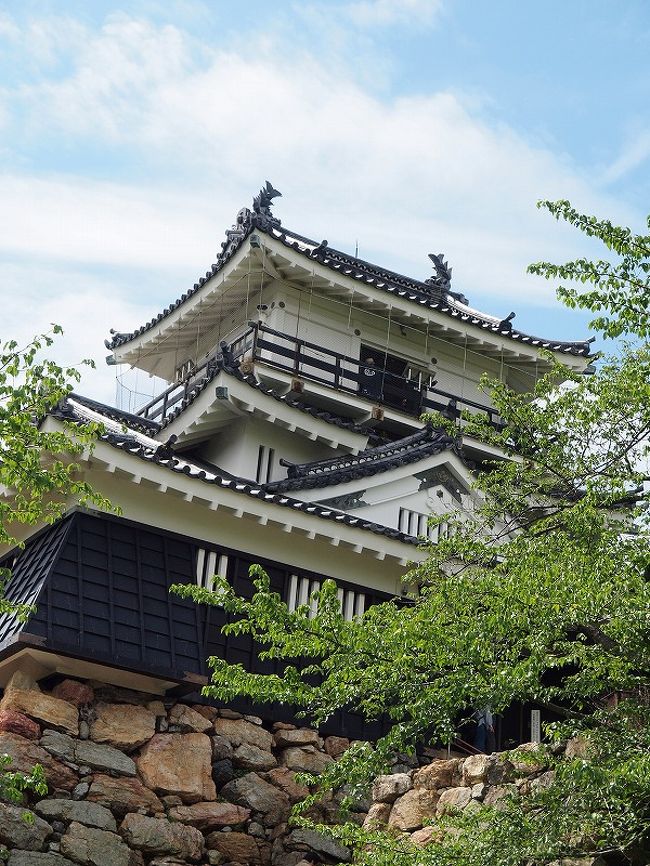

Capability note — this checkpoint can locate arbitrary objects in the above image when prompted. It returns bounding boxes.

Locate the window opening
[288,575,365,621]
[256,446,275,484]
[196,549,229,590]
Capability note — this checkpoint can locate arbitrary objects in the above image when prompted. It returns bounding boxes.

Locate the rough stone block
[388,788,440,831]
[120,813,204,861]
[278,745,332,775]
[0,732,77,791]
[413,758,459,790]
[35,798,117,832]
[436,786,472,815]
[323,735,349,758]
[60,821,130,866]
[221,772,290,826]
[372,773,411,803]
[286,828,351,863]
[167,801,250,830]
[0,708,41,740]
[8,853,76,866]
[90,703,156,750]
[137,733,216,803]
[51,680,95,707]
[0,802,52,851]
[206,830,262,864]
[213,717,273,751]
[233,742,277,772]
[168,704,212,733]
[87,773,164,817]
[1,688,78,736]
[262,767,310,803]
[273,728,320,749]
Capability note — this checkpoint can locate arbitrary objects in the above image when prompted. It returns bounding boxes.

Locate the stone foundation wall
[0,671,358,866]
[0,670,563,866]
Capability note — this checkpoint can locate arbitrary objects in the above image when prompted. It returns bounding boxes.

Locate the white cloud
[0,174,221,270]
[0,263,156,405]
[345,0,443,28]
[0,9,640,404]
[601,129,650,184]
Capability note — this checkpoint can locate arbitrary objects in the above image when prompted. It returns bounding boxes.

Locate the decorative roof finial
[426,253,452,291]
[252,181,282,222]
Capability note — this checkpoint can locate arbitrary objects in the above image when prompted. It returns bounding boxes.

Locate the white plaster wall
[85,471,413,595]
[199,416,353,483]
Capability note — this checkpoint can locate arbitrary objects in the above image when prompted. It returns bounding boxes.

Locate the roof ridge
[265,426,457,493]
[106,191,592,357]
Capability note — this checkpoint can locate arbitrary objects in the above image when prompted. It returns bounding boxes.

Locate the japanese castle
[0,184,592,744]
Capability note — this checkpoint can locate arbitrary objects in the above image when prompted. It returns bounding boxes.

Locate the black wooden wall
[3,512,392,739]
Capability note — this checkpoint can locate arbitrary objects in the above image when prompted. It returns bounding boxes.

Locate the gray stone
[0,802,52,850]
[222,772,290,826]
[287,828,351,863]
[233,742,277,771]
[9,853,75,866]
[41,730,77,762]
[74,740,136,776]
[211,734,234,761]
[372,773,411,803]
[120,813,204,860]
[73,782,90,800]
[35,799,117,832]
[211,758,234,788]
[40,730,136,776]
[60,821,130,866]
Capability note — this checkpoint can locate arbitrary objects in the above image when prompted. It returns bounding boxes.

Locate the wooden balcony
[138,323,502,429]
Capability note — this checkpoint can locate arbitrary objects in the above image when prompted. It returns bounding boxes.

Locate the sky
[1,0,649,406]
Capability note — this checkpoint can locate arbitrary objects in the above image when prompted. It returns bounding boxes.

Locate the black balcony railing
[138,323,502,429]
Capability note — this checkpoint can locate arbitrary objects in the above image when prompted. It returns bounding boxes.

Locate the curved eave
[107,217,592,373]
[292,448,475,504]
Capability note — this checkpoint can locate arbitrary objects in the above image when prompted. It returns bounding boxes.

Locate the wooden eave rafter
[160,369,368,453]
[110,232,589,377]
[84,440,417,566]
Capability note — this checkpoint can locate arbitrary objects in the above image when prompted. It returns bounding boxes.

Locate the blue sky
[1,0,648,403]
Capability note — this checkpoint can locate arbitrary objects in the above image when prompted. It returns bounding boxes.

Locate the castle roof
[52,395,421,546]
[265,425,457,493]
[106,184,593,360]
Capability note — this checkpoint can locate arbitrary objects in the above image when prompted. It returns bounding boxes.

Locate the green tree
[174,202,650,865]
[0,327,111,802]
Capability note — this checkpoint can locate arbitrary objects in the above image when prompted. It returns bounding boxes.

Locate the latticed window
[287,574,365,621]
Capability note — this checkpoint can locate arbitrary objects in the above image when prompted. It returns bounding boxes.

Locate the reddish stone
[87,774,164,817]
[0,732,77,791]
[262,767,310,803]
[51,679,95,707]
[0,709,40,740]
[323,736,350,758]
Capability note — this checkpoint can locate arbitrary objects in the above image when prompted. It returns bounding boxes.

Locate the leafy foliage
[528,199,650,340]
[0,328,112,800]
[174,202,650,864]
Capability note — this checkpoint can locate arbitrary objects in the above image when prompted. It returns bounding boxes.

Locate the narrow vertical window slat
[287,574,298,612]
[196,548,206,587]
